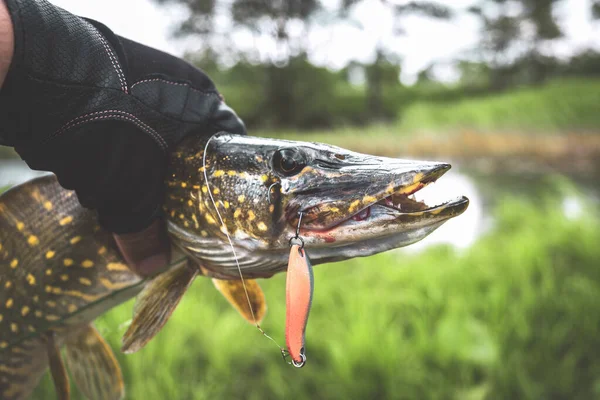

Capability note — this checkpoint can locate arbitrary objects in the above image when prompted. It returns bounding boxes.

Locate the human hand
[0,0,245,277]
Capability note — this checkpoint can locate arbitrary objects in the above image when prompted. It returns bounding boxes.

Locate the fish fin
[121,258,197,353]
[285,244,314,366]
[212,278,267,324]
[0,338,48,400]
[47,333,71,400]
[64,325,124,400]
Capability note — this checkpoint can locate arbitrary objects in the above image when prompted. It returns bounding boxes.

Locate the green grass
[31,182,600,400]
[398,79,600,134]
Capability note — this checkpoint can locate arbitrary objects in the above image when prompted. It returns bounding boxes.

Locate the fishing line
[202,135,286,355]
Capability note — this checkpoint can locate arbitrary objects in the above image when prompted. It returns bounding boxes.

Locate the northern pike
[0,133,468,399]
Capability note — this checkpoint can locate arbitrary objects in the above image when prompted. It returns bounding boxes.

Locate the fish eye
[272,148,307,176]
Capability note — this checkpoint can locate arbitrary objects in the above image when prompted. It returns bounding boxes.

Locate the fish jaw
[165,133,469,278]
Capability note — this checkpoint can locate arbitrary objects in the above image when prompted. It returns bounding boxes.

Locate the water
[0,159,49,188]
[0,159,595,252]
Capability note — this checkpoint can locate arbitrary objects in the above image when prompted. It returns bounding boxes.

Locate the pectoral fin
[47,333,70,400]
[121,258,197,353]
[212,278,267,324]
[64,325,124,400]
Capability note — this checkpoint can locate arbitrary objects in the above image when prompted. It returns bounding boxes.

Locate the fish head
[165,133,469,278]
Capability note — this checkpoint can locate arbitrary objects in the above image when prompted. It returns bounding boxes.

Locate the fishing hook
[267,182,281,204]
[288,211,305,250]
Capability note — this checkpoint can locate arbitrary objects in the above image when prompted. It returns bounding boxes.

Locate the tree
[341,1,453,120]
[468,0,565,89]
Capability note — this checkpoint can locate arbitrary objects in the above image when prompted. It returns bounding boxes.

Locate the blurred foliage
[31,180,600,399]
[160,0,600,132]
[398,79,600,133]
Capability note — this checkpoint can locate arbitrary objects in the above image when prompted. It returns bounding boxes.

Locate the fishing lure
[285,214,314,367]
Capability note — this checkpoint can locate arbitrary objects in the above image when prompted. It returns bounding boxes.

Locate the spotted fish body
[0,133,469,399]
[0,175,141,400]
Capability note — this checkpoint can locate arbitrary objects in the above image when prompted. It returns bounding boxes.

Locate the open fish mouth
[295,163,469,231]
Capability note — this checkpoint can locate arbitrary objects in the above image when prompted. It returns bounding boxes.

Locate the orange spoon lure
[285,241,314,368]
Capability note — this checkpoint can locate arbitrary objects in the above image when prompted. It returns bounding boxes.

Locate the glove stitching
[50,111,167,150]
[93,27,128,93]
[130,78,218,96]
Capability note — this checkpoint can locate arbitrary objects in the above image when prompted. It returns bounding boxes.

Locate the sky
[50,0,600,84]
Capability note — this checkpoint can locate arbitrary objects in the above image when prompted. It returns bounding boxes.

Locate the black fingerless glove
[0,0,245,233]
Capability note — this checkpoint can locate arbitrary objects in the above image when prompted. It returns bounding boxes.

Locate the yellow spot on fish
[4,281,11,289]
[205,214,216,225]
[188,200,193,207]
[81,260,94,268]
[46,300,56,307]
[412,172,424,184]
[192,184,200,190]
[98,246,106,255]
[45,269,52,275]
[28,325,35,332]
[0,243,2,251]
[170,210,176,218]
[247,210,256,221]
[227,170,237,176]
[234,209,242,218]
[257,222,268,231]
[184,221,189,227]
[46,250,55,259]
[202,186,208,194]
[362,195,377,204]
[79,277,92,286]
[46,315,60,321]
[213,187,220,195]
[431,206,445,215]
[198,166,205,173]
[26,274,36,285]
[214,170,225,177]
[398,182,420,195]
[238,195,245,203]
[223,201,230,209]
[0,341,7,348]
[33,295,39,303]
[10,258,18,269]
[43,201,53,210]
[191,214,199,228]
[179,214,185,220]
[181,182,187,188]
[67,304,77,313]
[269,204,275,213]
[59,216,73,225]
[201,230,208,237]
[10,323,17,333]
[261,175,268,183]
[0,314,3,322]
[70,236,82,245]
[60,275,69,281]
[16,221,24,231]
[348,200,361,213]
[63,258,73,266]
[255,155,263,162]
[21,306,29,316]
[107,262,130,272]
[35,311,43,317]
[5,298,13,308]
